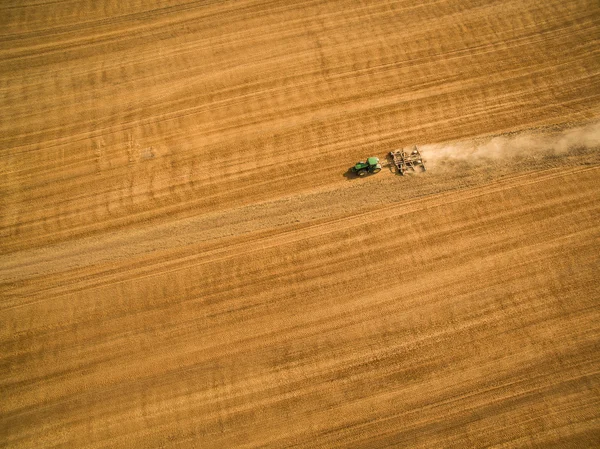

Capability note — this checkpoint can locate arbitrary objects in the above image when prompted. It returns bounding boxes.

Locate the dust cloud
[420,121,600,168]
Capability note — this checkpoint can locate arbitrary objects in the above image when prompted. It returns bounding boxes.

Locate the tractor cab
[366,157,379,167]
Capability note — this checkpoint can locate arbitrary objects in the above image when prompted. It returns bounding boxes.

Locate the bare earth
[1,1,600,448]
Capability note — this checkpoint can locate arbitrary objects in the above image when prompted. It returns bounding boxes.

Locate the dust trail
[419,121,600,168]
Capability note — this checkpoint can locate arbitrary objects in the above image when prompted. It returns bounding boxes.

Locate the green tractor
[352,157,382,177]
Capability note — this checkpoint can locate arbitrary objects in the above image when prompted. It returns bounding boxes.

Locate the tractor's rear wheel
[357,169,367,177]
[372,167,381,174]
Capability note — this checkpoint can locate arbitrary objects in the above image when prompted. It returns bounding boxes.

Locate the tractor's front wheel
[357,169,367,177]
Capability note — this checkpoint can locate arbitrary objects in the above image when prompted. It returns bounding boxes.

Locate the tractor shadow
[343,168,359,180]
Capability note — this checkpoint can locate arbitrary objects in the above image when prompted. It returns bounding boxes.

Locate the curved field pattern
[1,0,599,448]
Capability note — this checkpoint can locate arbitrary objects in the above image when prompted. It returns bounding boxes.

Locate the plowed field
[1,1,599,448]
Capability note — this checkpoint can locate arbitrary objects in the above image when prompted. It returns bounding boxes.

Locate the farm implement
[389,146,426,175]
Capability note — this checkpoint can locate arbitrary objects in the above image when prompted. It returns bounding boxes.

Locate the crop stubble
[1,0,599,448]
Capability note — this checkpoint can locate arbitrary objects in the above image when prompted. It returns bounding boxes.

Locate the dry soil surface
[1,1,600,448]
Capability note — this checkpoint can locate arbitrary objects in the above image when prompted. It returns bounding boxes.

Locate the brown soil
[1,1,599,447]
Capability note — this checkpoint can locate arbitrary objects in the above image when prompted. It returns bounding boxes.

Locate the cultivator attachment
[389,146,426,175]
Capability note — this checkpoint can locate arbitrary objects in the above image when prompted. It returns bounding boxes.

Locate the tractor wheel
[372,167,381,174]
[357,169,367,177]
